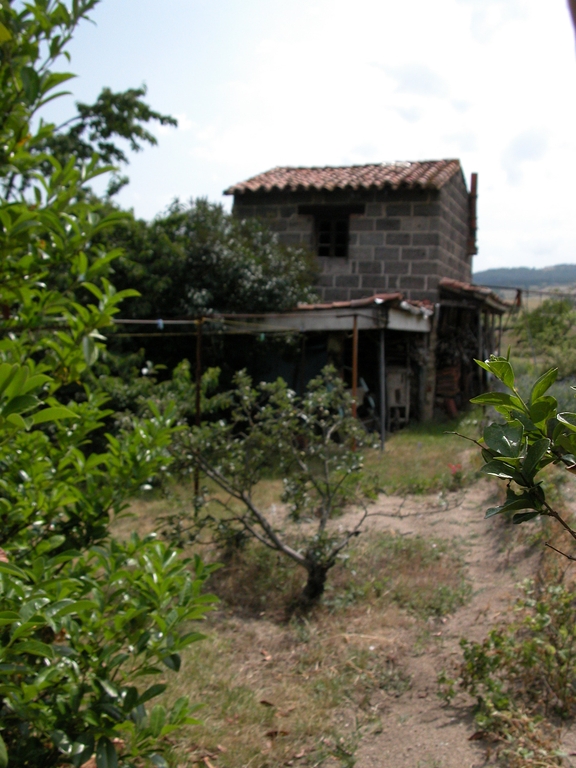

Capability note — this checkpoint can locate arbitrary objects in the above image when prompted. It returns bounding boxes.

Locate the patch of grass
[325,533,471,619]
[204,529,470,622]
[208,542,305,619]
[164,617,404,768]
[157,529,468,767]
[365,410,483,495]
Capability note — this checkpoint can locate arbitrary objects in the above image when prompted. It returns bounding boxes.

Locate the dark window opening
[317,217,348,257]
[298,204,364,259]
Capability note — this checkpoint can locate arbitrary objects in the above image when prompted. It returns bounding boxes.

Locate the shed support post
[477,310,483,392]
[351,314,358,419]
[379,327,386,451]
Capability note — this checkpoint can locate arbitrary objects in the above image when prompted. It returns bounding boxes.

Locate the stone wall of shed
[232,173,472,303]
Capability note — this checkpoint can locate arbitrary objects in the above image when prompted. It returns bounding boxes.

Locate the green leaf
[485,488,539,518]
[488,359,515,389]
[513,411,537,433]
[82,335,98,366]
[1,394,40,416]
[530,368,558,403]
[162,652,181,671]
[98,678,119,698]
[0,611,20,626]
[512,511,540,524]
[31,406,78,425]
[557,412,576,433]
[170,696,190,723]
[481,460,518,480]
[0,734,7,768]
[21,66,40,103]
[96,736,118,768]
[5,413,28,429]
[16,640,55,657]
[474,359,492,373]
[138,683,167,706]
[529,397,557,425]
[522,438,551,479]
[149,704,167,738]
[70,734,94,767]
[470,392,523,409]
[0,561,27,579]
[483,421,523,457]
[0,22,12,43]
[0,364,19,395]
[122,686,139,712]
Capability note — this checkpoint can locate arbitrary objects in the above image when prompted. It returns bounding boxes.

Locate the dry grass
[164,601,415,768]
[140,526,471,767]
[365,412,483,495]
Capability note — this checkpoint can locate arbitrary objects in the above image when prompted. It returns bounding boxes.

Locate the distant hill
[473,264,576,289]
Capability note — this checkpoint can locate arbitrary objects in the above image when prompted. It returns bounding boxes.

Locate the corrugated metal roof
[225,160,462,195]
[296,292,403,311]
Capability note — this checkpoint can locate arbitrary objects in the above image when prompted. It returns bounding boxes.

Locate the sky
[45,0,576,273]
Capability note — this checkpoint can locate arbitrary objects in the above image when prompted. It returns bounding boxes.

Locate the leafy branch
[470,352,576,557]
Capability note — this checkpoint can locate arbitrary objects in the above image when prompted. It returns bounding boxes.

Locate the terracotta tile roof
[439,278,510,313]
[225,160,461,195]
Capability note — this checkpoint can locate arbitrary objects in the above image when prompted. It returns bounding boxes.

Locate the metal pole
[477,310,483,392]
[351,314,358,419]
[379,327,386,451]
[194,317,203,497]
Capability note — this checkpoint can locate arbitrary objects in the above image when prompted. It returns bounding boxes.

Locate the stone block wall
[232,171,472,303]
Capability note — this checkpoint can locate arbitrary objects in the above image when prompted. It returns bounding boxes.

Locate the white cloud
[63,0,576,271]
[501,129,548,185]
[385,63,450,98]
[395,106,422,123]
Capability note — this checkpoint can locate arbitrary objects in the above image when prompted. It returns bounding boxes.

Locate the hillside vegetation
[474,263,576,288]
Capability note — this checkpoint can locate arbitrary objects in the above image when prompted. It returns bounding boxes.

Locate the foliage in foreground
[464,354,576,559]
[439,579,575,767]
[171,366,378,608]
[0,2,214,765]
[446,353,576,765]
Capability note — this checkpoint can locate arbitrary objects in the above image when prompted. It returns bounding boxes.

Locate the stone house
[222,160,506,426]
[225,159,477,303]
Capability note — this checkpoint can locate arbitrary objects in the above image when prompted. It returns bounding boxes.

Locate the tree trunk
[300,562,329,607]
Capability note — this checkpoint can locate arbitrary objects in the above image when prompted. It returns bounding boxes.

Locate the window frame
[298,204,365,259]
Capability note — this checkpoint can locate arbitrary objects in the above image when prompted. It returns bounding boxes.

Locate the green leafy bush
[514,298,576,378]
[439,580,576,766]
[0,2,216,764]
[463,354,576,547]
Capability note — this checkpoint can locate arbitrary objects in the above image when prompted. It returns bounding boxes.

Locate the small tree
[179,367,377,608]
[106,198,318,319]
[463,353,576,558]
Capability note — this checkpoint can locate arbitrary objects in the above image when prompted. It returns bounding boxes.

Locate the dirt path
[337,480,541,768]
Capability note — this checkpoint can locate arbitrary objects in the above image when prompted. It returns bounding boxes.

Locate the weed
[439,578,576,766]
